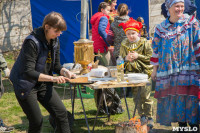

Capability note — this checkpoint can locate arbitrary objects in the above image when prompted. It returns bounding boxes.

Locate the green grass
[0,52,176,133]
[3,51,18,69]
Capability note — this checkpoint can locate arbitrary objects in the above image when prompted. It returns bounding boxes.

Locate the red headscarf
[119,18,143,33]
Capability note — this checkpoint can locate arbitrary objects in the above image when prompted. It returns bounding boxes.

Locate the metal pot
[73,39,94,74]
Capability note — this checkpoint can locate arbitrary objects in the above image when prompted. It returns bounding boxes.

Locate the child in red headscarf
[119,18,154,128]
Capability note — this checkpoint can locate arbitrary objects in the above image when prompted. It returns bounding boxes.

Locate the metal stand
[69,82,143,132]
[92,89,110,132]
[71,84,90,133]
[77,85,90,132]
[70,84,110,133]
[122,87,130,120]
[69,84,73,104]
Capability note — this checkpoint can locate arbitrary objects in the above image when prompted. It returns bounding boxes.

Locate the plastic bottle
[116,56,124,82]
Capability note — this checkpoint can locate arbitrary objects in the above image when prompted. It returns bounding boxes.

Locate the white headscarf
[165,0,184,16]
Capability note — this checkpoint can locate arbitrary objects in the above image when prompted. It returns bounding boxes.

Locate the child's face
[101,6,111,15]
[126,30,139,42]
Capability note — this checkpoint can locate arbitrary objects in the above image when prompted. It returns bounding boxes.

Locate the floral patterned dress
[150,14,200,126]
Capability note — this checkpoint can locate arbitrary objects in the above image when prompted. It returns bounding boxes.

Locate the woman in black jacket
[10,12,75,133]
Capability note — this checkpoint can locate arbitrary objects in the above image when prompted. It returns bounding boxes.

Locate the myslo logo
[172,127,198,132]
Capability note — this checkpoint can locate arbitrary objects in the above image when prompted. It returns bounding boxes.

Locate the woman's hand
[64,71,76,79]
[52,76,70,84]
[61,68,76,79]
[151,66,158,81]
[151,70,157,81]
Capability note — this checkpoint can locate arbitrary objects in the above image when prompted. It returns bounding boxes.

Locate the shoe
[140,115,148,125]
[0,125,14,132]
[99,108,106,115]
[147,117,154,129]
[0,120,14,133]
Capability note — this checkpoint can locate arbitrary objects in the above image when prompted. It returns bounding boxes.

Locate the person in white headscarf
[161,0,197,18]
[151,0,200,131]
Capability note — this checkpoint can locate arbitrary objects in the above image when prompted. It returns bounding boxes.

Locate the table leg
[133,86,142,118]
[69,83,73,105]
[123,87,130,120]
[77,84,91,133]
[92,89,104,132]
[72,84,76,120]
[63,84,66,100]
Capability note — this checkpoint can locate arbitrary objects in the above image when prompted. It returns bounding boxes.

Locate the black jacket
[10,27,62,99]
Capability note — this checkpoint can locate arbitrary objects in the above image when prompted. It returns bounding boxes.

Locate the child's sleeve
[98,16,110,47]
[150,32,160,66]
[137,40,153,63]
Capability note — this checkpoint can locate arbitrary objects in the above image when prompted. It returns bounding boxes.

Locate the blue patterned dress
[150,14,200,126]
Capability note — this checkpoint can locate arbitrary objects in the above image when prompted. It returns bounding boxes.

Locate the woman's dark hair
[98,2,110,12]
[42,12,67,31]
[117,3,128,16]
[104,0,115,5]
